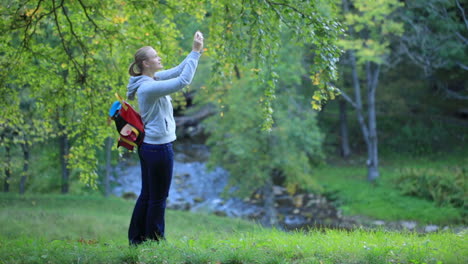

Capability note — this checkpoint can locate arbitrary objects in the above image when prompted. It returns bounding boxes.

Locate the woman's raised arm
[154,31,204,80]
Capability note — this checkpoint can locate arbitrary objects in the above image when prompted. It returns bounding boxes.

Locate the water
[112,141,263,218]
[111,141,464,233]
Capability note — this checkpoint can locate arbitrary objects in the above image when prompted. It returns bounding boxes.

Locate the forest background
[1,0,467,227]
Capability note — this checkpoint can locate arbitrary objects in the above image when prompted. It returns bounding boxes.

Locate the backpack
[109,93,145,150]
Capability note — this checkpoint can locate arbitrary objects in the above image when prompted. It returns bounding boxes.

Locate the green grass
[1,193,467,264]
[311,150,467,225]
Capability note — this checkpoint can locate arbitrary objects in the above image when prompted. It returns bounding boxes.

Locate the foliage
[204,35,325,195]
[1,193,466,264]
[398,0,468,103]
[0,0,342,188]
[395,166,467,209]
[380,117,463,156]
[338,0,404,65]
[204,0,343,116]
[399,0,468,78]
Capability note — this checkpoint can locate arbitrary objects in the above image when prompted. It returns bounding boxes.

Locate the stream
[112,141,264,220]
[112,140,466,234]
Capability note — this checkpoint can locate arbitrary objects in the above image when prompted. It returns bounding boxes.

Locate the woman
[126,31,204,245]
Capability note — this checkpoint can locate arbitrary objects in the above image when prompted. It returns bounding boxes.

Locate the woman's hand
[192,31,204,53]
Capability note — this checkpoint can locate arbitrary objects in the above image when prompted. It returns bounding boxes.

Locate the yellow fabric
[120,136,137,147]
[115,93,128,111]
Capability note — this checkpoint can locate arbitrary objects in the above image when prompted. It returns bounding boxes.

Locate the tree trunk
[350,51,380,181]
[366,62,380,182]
[339,98,351,158]
[349,52,370,149]
[59,134,70,194]
[343,0,380,182]
[4,144,11,192]
[262,177,278,228]
[104,136,113,197]
[343,0,371,166]
[19,141,30,194]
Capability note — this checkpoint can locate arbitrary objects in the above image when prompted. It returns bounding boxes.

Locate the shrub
[394,166,467,209]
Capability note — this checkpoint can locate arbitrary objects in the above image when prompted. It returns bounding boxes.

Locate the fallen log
[175,104,217,128]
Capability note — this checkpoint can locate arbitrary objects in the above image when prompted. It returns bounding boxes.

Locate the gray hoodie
[127,51,201,144]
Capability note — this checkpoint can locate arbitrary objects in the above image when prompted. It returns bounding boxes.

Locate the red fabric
[116,101,145,150]
[120,102,145,133]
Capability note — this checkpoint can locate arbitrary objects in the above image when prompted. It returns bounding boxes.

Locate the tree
[204,31,326,226]
[1,0,342,190]
[337,0,404,181]
[339,98,352,158]
[399,0,468,100]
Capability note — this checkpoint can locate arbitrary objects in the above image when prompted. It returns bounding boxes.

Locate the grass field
[0,193,466,264]
[311,150,467,225]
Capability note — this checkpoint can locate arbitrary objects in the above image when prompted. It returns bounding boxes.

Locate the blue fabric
[128,142,174,245]
[109,101,121,117]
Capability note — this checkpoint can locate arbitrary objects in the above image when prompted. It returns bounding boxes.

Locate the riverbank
[112,141,466,234]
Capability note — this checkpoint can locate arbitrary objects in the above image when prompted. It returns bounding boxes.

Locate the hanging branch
[264,0,308,19]
[11,0,43,30]
[61,4,88,54]
[76,0,102,33]
[61,3,89,84]
[264,0,293,27]
[52,0,83,79]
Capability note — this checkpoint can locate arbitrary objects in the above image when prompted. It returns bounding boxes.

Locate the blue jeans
[128,142,174,245]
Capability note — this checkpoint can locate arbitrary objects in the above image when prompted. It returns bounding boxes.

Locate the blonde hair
[128,46,153,76]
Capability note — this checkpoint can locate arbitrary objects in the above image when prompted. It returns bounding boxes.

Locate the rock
[167,198,191,210]
[284,215,307,229]
[193,197,205,203]
[273,185,287,195]
[452,226,468,234]
[336,210,343,218]
[249,199,263,205]
[175,173,190,179]
[400,221,417,230]
[305,198,325,207]
[275,195,294,207]
[122,192,137,200]
[214,210,227,217]
[321,218,335,226]
[301,210,315,219]
[250,188,260,198]
[424,225,439,233]
[277,207,293,215]
[248,210,264,220]
[293,194,305,208]
[211,198,224,206]
[372,220,386,226]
